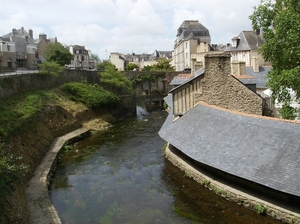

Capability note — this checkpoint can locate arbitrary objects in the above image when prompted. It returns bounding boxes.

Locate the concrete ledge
[165,144,300,224]
[25,128,91,224]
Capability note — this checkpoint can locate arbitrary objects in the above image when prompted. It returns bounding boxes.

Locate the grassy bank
[0,82,131,223]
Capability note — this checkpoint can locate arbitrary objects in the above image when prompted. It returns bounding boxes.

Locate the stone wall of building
[198,53,263,115]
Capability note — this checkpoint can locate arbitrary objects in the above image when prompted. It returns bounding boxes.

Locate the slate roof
[159,102,300,197]
[176,20,210,43]
[225,31,264,52]
[239,66,272,89]
[1,27,35,44]
[170,68,205,87]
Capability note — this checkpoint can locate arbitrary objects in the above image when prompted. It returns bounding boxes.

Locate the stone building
[68,45,90,69]
[0,27,38,70]
[173,20,217,72]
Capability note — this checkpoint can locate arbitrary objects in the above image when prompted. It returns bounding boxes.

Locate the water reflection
[50,106,283,224]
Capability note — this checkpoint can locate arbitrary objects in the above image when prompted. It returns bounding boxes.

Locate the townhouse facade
[68,45,90,69]
[0,27,38,70]
[224,30,270,67]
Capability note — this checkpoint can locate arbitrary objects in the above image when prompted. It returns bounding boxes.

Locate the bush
[39,61,63,76]
[61,82,120,109]
[0,154,28,221]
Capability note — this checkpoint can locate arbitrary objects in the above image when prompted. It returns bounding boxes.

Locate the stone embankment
[25,128,91,224]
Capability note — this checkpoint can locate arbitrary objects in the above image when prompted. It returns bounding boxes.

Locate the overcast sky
[0,0,261,60]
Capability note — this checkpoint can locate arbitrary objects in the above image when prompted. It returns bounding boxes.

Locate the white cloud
[0,0,261,59]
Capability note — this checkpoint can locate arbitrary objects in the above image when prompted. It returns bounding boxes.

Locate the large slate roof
[225,31,264,52]
[159,103,300,197]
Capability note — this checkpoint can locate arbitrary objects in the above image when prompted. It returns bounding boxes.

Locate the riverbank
[165,144,300,224]
[0,87,134,223]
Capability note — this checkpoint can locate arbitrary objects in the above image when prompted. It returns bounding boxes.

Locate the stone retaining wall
[25,128,91,224]
[0,70,99,99]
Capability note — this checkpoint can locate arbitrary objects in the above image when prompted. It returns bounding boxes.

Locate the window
[7,45,10,51]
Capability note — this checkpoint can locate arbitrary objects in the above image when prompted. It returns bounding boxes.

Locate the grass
[254,203,266,215]
[0,91,56,139]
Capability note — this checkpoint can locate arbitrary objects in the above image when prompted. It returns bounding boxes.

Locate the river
[50,105,282,224]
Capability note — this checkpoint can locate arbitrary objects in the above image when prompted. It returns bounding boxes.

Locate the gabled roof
[159,102,300,197]
[225,31,264,52]
[1,27,35,44]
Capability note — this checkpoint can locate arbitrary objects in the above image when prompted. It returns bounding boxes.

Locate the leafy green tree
[141,65,153,71]
[99,61,134,94]
[249,0,300,119]
[48,49,73,66]
[151,58,175,71]
[39,61,63,76]
[97,61,115,71]
[44,43,68,60]
[125,63,139,71]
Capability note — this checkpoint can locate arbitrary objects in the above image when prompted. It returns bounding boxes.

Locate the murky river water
[50,106,282,224]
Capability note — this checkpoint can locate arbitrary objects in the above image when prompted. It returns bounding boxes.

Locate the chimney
[251,57,259,72]
[231,60,246,76]
[12,28,17,35]
[29,29,33,38]
[39,33,47,40]
[255,29,260,36]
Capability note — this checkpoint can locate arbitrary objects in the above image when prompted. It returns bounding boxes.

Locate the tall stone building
[173,20,213,72]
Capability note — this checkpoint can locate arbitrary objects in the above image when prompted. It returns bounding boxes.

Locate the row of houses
[0,27,97,71]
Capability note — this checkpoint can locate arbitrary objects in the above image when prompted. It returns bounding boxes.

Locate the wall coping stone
[25,128,91,224]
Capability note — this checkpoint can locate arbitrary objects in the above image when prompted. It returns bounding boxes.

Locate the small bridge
[135,94,167,103]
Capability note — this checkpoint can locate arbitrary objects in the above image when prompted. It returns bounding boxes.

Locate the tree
[43,42,73,66]
[39,61,63,76]
[97,61,116,71]
[125,63,139,71]
[98,61,134,94]
[151,58,175,71]
[249,0,300,119]
[48,49,73,66]
[43,43,66,60]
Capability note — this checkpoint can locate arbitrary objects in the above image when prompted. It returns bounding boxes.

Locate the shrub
[61,82,120,109]
[0,154,28,220]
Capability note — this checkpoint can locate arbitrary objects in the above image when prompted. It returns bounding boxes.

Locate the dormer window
[231,37,240,48]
